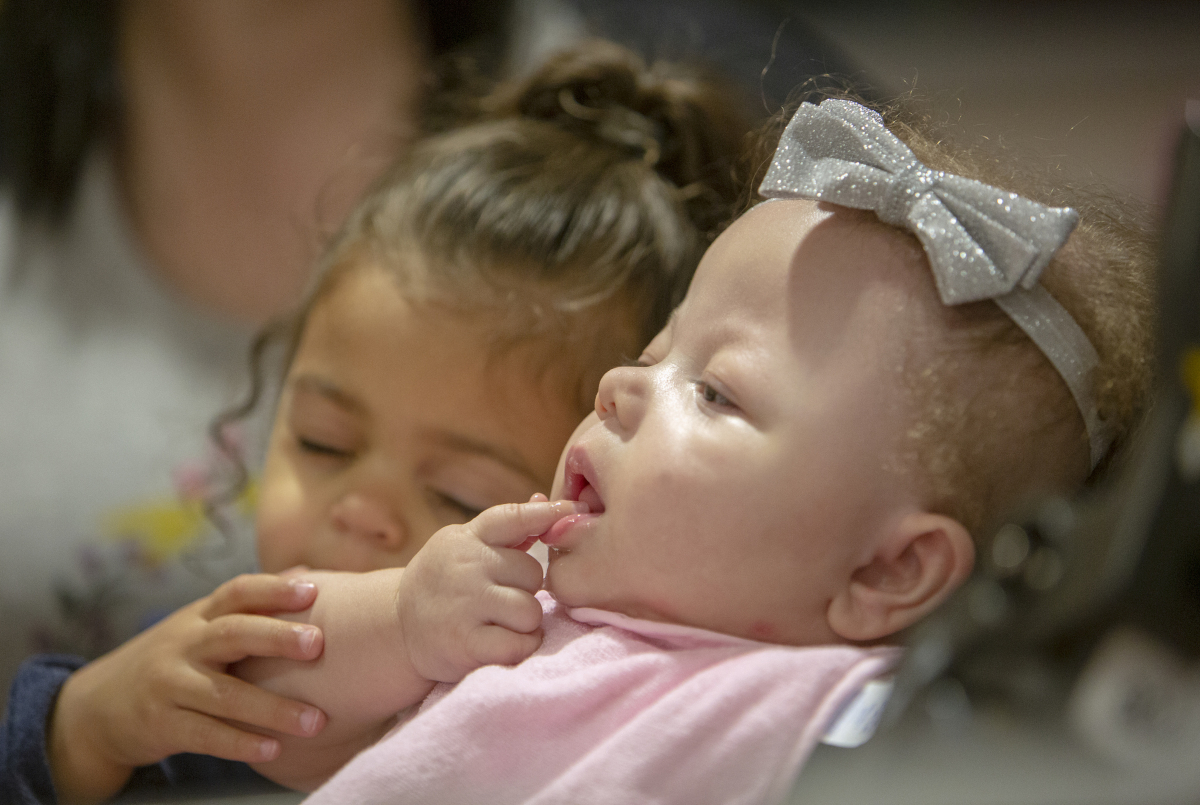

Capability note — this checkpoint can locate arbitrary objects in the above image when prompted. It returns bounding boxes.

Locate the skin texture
[243,199,976,792]
[544,199,975,646]
[240,497,586,791]
[239,264,589,789]
[255,263,585,574]
[48,574,328,804]
[47,200,981,798]
[47,262,591,800]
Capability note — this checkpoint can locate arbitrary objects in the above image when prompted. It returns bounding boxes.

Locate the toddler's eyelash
[431,491,483,521]
[297,437,352,458]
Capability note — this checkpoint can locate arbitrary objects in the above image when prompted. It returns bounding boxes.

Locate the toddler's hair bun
[487,40,751,231]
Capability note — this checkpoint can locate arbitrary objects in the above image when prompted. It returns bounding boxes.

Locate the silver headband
[759,99,1111,469]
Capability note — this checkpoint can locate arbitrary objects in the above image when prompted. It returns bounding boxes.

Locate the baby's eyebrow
[291,375,365,415]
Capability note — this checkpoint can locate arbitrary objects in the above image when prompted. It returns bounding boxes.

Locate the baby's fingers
[470,500,589,548]
[466,624,544,669]
[487,549,544,594]
[181,673,326,740]
[202,573,317,619]
[482,586,543,634]
[196,614,323,665]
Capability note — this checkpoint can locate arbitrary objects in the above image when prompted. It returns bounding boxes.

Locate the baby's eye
[696,380,735,409]
[297,437,354,459]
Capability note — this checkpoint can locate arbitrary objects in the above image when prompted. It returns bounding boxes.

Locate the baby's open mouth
[575,480,605,513]
[543,448,605,548]
[561,447,605,513]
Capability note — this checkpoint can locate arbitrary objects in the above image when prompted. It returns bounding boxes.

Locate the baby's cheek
[633,461,708,521]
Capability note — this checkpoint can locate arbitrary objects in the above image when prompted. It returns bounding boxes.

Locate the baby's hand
[397,495,588,683]
[49,573,328,803]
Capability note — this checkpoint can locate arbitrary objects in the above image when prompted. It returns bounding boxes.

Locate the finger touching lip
[577,482,604,513]
[561,446,604,512]
[541,512,601,547]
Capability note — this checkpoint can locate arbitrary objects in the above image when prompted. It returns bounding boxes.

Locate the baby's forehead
[690,200,940,338]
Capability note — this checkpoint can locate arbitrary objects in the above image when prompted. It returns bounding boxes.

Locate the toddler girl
[4,42,751,804]
[286,98,1155,804]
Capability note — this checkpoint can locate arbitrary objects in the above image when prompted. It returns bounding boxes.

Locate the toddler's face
[545,200,935,645]
[256,264,583,573]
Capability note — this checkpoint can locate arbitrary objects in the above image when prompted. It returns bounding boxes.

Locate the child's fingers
[180,673,326,739]
[486,550,544,594]
[202,574,317,619]
[195,614,323,664]
[465,624,544,668]
[481,586,543,634]
[470,500,589,548]
[168,708,283,764]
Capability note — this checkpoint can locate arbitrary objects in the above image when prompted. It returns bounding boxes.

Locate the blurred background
[796,0,1199,205]
[2,1,1198,803]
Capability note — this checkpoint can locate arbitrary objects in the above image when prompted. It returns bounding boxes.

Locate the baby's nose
[595,364,648,430]
[330,493,405,549]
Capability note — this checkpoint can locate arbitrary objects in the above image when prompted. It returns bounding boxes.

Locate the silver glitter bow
[759,98,1112,469]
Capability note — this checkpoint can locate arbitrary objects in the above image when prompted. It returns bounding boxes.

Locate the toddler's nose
[330,493,405,549]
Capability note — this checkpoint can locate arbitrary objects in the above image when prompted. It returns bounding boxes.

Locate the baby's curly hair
[745,91,1157,536]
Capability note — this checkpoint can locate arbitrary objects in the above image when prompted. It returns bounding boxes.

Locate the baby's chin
[543,558,640,618]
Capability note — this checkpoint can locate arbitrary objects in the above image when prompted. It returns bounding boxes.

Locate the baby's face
[545,200,934,645]
[256,264,583,573]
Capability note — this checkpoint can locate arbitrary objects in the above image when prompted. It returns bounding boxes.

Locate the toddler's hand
[49,573,328,804]
[398,495,588,683]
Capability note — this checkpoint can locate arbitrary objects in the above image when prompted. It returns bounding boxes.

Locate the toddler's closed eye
[429,490,484,522]
[297,437,354,459]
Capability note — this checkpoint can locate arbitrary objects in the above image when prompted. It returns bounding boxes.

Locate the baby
[281,98,1154,804]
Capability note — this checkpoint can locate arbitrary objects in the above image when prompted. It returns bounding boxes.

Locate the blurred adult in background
[0,0,859,697]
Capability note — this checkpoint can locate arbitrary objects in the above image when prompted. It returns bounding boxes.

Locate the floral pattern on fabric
[29,428,259,661]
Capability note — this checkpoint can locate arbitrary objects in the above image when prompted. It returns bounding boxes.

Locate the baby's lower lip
[541,512,601,547]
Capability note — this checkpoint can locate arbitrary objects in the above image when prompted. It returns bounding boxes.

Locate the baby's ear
[826,512,975,643]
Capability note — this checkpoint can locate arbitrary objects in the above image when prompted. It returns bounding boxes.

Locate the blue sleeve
[1,654,82,804]
[2,655,284,804]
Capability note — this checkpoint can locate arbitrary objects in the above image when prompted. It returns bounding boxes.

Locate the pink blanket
[303,592,898,805]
